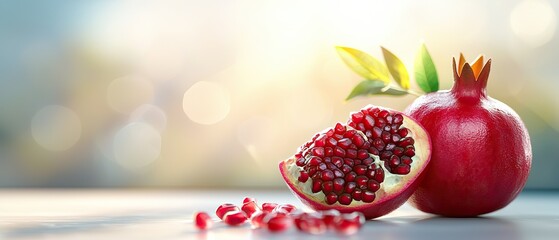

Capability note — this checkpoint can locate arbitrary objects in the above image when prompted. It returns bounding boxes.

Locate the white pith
[283,116,429,207]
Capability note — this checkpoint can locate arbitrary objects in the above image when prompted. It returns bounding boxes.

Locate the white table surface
[0,189,557,240]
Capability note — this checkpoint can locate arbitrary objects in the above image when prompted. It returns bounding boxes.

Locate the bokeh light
[113,122,161,170]
[183,81,231,125]
[107,75,154,114]
[129,104,168,132]
[31,105,82,152]
[510,0,557,47]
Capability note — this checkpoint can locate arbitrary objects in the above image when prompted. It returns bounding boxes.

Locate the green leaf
[346,80,407,100]
[336,46,390,84]
[381,47,410,90]
[414,44,439,93]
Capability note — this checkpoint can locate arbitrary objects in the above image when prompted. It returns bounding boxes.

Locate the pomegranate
[405,55,532,216]
[279,105,431,219]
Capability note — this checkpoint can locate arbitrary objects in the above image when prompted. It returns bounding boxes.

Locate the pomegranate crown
[451,53,492,98]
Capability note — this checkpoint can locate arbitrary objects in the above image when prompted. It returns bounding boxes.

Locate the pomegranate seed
[398,137,414,147]
[312,179,322,193]
[241,201,261,218]
[251,211,268,228]
[325,147,333,156]
[363,115,375,128]
[393,114,403,124]
[265,213,292,232]
[334,122,346,134]
[367,180,380,192]
[344,172,357,182]
[378,110,389,118]
[294,213,327,234]
[262,203,279,213]
[333,212,365,235]
[345,182,357,193]
[393,165,411,174]
[402,156,413,165]
[353,165,367,175]
[389,155,401,166]
[194,212,212,230]
[372,126,382,138]
[404,146,415,157]
[357,149,368,160]
[381,131,391,143]
[372,138,385,151]
[351,112,364,123]
[346,149,357,158]
[385,142,396,151]
[338,193,352,205]
[216,203,240,220]
[334,147,346,157]
[223,210,248,226]
[374,168,385,182]
[352,134,365,148]
[298,171,309,182]
[361,191,375,203]
[326,137,337,147]
[321,170,334,181]
[325,192,338,204]
[355,176,368,189]
[341,164,352,173]
[333,169,344,178]
[332,157,343,168]
[321,209,340,228]
[333,178,345,193]
[352,189,362,201]
[274,204,297,214]
[312,147,325,157]
[398,128,408,137]
[322,181,333,193]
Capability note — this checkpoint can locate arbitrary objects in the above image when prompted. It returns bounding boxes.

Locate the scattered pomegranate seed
[222,210,248,226]
[294,212,327,235]
[216,203,240,220]
[194,212,212,230]
[321,209,341,228]
[265,212,292,232]
[333,212,365,235]
[241,201,261,218]
[250,211,268,228]
[261,202,279,213]
[243,197,256,204]
[274,204,297,214]
[199,199,366,235]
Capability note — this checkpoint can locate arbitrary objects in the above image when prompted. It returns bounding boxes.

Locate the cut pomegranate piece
[279,106,431,219]
[216,203,240,220]
[222,210,248,226]
[194,211,212,230]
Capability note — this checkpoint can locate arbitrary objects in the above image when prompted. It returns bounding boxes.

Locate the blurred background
[0,0,557,189]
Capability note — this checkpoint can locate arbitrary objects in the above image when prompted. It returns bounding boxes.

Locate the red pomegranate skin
[405,58,532,217]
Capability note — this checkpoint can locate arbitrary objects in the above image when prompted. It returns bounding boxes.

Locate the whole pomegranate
[405,55,532,217]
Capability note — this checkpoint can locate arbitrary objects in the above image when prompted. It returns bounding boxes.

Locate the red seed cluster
[195,197,365,235]
[295,123,384,205]
[348,107,416,175]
